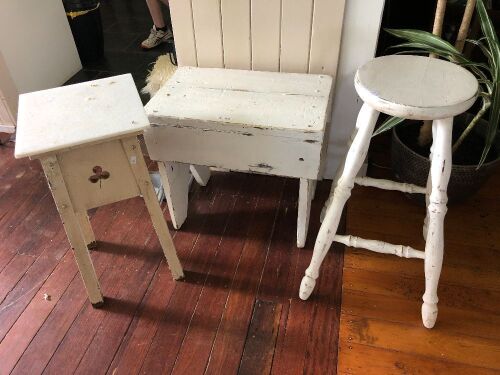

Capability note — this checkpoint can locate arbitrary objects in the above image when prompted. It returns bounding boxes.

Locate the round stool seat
[355,55,478,120]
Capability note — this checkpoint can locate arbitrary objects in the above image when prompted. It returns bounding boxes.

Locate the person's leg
[146,0,165,28]
[142,0,173,49]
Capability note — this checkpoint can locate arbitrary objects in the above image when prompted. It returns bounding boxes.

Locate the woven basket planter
[391,114,500,204]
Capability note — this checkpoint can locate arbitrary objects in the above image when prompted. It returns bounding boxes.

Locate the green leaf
[389,42,457,59]
[465,38,494,66]
[476,0,500,76]
[372,117,405,137]
[476,0,500,167]
[385,29,462,57]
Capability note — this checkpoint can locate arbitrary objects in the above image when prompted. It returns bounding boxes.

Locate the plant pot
[391,113,500,204]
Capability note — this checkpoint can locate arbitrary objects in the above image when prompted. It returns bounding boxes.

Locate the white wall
[0,0,82,116]
[0,51,17,131]
[323,0,385,179]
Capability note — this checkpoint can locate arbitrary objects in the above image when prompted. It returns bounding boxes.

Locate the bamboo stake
[455,0,476,52]
[419,0,448,147]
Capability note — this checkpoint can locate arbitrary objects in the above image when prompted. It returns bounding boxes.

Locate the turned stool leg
[320,120,360,223]
[422,117,452,328]
[41,156,104,306]
[76,211,97,250]
[300,104,380,299]
[158,161,191,230]
[297,178,316,248]
[423,124,437,240]
[122,138,184,280]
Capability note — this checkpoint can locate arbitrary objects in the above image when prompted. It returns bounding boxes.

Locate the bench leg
[297,178,315,248]
[300,104,379,300]
[76,211,97,250]
[422,117,452,329]
[190,165,211,186]
[40,156,104,307]
[121,138,184,280]
[158,161,191,230]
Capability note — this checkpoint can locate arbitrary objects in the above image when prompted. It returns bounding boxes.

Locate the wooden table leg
[76,211,97,249]
[121,137,184,280]
[40,155,104,306]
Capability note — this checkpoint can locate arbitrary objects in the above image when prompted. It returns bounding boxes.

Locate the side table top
[15,74,149,159]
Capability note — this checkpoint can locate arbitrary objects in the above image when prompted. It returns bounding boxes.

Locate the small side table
[15,74,184,307]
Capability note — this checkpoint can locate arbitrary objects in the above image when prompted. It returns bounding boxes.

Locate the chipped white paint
[355,55,478,120]
[301,56,477,329]
[422,117,453,329]
[169,0,350,179]
[14,74,149,159]
[145,66,334,246]
[300,104,379,300]
[334,235,425,259]
[15,77,184,305]
[354,177,426,194]
[40,155,103,306]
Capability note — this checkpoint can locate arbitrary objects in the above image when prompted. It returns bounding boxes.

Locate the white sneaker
[141,26,173,49]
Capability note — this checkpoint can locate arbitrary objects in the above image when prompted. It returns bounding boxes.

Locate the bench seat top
[145,67,333,140]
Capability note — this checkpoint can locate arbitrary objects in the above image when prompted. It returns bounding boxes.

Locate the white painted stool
[144,67,334,248]
[299,55,478,328]
[14,74,184,307]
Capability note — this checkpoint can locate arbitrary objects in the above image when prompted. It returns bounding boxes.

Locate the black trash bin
[63,0,104,65]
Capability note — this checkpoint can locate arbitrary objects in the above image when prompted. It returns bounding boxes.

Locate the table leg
[40,155,103,306]
[121,137,184,280]
[76,211,97,250]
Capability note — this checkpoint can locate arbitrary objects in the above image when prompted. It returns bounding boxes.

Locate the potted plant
[374,0,500,202]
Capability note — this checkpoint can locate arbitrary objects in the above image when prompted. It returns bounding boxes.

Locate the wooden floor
[2,136,500,374]
[0,142,343,374]
[338,147,500,374]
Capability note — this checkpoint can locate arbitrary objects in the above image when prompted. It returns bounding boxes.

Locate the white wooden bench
[145,67,333,246]
[146,0,346,247]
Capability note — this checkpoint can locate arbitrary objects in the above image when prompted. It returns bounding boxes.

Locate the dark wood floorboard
[0,145,342,374]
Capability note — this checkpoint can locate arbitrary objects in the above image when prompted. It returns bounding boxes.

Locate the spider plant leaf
[372,116,405,137]
[478,79,494,94]
[465,38,494,65]
[476,0,499,75]
[385,29,462,57]
[476,0,500,167]
[389,42,456,58]
[460,61,492,75]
